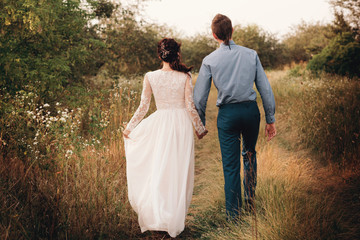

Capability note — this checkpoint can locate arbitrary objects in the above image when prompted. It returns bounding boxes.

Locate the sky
[142,0,334,38]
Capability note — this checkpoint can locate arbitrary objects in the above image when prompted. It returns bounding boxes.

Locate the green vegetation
[1,0,359,239]
[181,34,217,71]
[307,32,360,77]
[0,0,106,100]
[273,67,360,166]
[233,24,288,69]
[282,21,334,63]
[307,0,360,77]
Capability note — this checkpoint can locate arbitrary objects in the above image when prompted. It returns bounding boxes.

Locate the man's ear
[212,32,218,40]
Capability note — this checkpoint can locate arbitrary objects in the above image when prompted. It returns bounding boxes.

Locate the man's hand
[196,129,208,140]
[265,123,276,141]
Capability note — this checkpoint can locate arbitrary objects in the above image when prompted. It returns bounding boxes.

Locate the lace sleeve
[125,73,152,133]
[185,74,207,135]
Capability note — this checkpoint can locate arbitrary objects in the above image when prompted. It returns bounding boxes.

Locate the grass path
[135,73,360,239]
[186,74,359,239]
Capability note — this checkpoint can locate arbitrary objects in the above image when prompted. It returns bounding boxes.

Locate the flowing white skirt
[124,108,195,238]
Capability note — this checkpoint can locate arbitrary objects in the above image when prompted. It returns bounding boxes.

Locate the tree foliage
[0,0,106,103]
[307,32,360,77]
[307,0,360,77]
[282,21,334,63]
[232,24,288,69]
[330,0,360,39]
[103,21,162,74]
[180,34,217,72]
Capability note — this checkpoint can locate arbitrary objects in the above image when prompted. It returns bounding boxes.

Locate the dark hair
[157,38,193,73]
[211,14,233,45]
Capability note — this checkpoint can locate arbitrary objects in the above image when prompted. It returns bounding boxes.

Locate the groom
[194,14,276,219]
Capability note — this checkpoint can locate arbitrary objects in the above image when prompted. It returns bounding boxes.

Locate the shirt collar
[220,40,236,48]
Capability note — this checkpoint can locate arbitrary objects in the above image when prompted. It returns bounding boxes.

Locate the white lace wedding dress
[123,69,206,238]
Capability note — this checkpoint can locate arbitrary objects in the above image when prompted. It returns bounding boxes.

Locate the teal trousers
[217,101,260,219]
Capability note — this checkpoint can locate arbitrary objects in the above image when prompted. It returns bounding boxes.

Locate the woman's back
[148,70,187,110]
[123,38,207,238]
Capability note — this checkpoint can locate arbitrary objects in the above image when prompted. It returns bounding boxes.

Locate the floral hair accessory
[160,42,170,59]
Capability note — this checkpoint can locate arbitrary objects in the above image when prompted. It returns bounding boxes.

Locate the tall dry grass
[188,69,360,239]
[1,68,359,239]
[52,84,138,239]
[0,77,145,239]
[270,67,360,166]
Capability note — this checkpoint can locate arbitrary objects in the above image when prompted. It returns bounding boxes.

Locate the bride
[123,38,208,237]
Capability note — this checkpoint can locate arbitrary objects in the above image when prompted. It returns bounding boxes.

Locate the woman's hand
[196,129,208,139]
[123,129,130,139]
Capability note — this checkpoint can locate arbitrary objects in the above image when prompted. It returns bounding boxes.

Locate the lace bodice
[125,70,206,135]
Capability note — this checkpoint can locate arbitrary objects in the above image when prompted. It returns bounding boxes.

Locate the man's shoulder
[203,43,258,63]
[203,48,221,63]
[234,44,258,57]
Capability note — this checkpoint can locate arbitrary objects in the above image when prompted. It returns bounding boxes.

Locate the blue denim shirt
[194,40,276,125]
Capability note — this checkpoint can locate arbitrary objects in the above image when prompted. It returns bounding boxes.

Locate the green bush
[307,33,360,77]
[0,0,106,103]
[181,34,217,72]
[232,24,289,69]
[283,21,334,63]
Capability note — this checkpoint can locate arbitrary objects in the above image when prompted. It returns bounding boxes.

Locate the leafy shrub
[181,34,217,71]
[288,64,306,77]
[233,24,289,69]
[0,0,106,103]
[307,32,360,77]
[283,21,334,63]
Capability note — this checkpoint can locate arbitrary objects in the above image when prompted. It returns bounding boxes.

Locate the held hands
[265,123,276,141]
[124,128,209,140]
[123,129,130,139]
[196,129,208,139]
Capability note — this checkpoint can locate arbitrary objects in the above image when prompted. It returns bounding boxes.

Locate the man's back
[200,40,258,107]
[194,40,275,125]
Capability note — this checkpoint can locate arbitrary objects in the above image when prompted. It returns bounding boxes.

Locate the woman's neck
[161,62,172,71]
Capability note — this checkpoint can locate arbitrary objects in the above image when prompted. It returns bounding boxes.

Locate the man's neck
[216,39,232,46]
[216,39,224,45]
